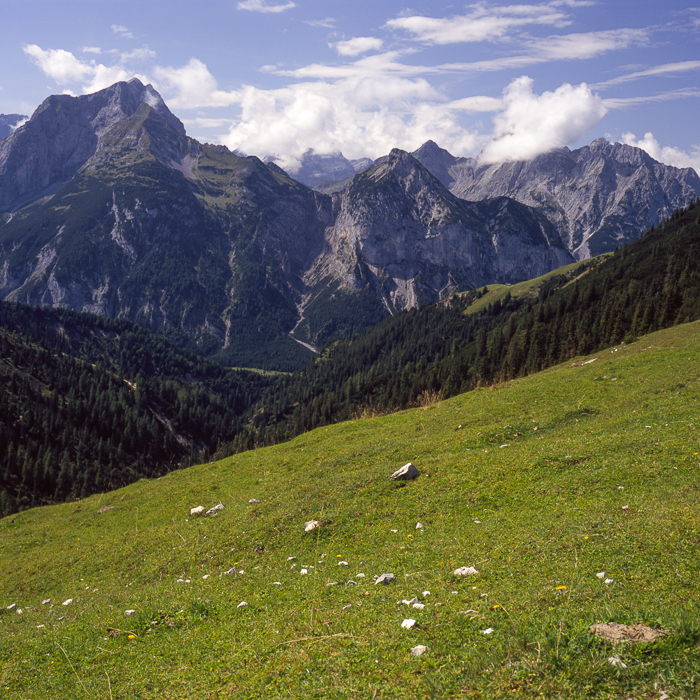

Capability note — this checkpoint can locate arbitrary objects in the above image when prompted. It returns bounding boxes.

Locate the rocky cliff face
[0,81,583,369]
[0,115,27,141]
[412,139,700,259]
[0,79,184,211]
[311,149,571,311]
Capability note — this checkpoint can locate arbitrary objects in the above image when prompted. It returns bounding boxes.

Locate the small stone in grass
[41,599,50,605]
[237,601,248,608]
[390,463,419,481]
[6,603,16,610]
[300,568,308,575]
[608,655,627,668]
[62,599,73,606]
[337,561,349,567]
[355,573,366,578]
[125,610,136,616]
[454,566,479,576]
[190,506,205,516]
[422,590,431,597]
[248,498,260,503]
[206,503,224,516]
[401,619,416,629]
[375,573,395,585]
[304,519,320,532]
[482,627,494,635]
[411,645,428,656]
[416,522,423,530]
[596,572,606,579]
[413,603,425,610]
[604,578,614,585]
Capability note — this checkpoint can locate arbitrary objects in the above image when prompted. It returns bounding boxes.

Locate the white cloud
[82,46,103,54]
[307,18,335,28]
[386,3,572,44]
[603,87,700,109]
[220,77,480,171]
[23,43,150,94]
[446,96,503,112]
[153,58,240,108]
[621,131,700,172]
[237,0,295,13]
[111,24,134,39]
[478,76,608,163]
[24,45,94,84]
[593,60,700,89]
[333,37,383,57]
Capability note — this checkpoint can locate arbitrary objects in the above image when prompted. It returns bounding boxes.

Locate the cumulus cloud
[621,131,700,172]
[24,45,94,84]
[82,46,103,54]
[478,76,607,163]
[237,0,295,13]
[153,58,240,108]
[220,77,480,172]
[333,37,383,57]
[386,3,572,44]
[23,43,149,94]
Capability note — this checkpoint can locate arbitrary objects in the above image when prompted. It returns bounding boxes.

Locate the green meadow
[2,321,699,699]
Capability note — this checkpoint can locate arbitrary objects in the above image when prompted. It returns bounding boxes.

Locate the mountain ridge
[0,80,576,368]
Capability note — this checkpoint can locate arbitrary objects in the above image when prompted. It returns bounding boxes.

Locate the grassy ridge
[1,320,699,697]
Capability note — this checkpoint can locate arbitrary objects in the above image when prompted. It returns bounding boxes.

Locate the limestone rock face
[0,79,185,211]
[311,149,572,312]
[0,115,27,141]
[412,138,700,259]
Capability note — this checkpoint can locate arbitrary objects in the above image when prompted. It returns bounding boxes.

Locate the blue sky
[1,0,699,172]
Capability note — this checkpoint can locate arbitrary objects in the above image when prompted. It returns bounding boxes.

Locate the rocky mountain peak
[0,80,186,211]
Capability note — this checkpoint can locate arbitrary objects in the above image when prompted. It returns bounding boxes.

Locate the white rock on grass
[206,504,224,516]
[412,603,426,610]
[355,573,366,578]
[391,463,420,481]
[422,591,431,597]
[604,578,614,585]
[6,604,16,611]
[596,572,606,579]
[125,610,136,616]
[300,569,308,575]
[454,566,479,576]
[190,506,205,516]
[304,520,320,533]
[249,499,260,503]
[411,645,428,656]
[608,655,627,668]
[62,599,73,606]
[375,573,395,585]
[482,628,494,635]
[416,522,424,530]
[337,561,349,567]
[237,601,248,608]
[41,599,50,605]
[401,619,417,629]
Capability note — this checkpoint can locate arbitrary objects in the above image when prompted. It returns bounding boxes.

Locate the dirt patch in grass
[590,622,670,644]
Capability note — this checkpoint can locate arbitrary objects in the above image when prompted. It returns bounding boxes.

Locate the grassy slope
[1,321,699,698]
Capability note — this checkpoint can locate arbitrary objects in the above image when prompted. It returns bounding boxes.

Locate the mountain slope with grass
[1,319,699,698]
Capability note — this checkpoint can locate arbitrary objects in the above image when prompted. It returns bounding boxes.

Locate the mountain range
[1,79,698,370]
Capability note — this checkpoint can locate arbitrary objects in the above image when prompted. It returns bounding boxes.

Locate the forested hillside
[235,200,700,449]
[0,305,272,514]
